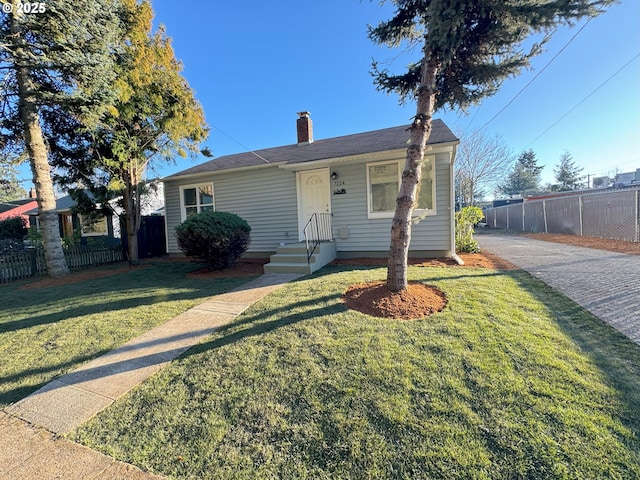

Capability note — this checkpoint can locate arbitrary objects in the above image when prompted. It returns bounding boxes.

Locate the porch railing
[303,213,333,263]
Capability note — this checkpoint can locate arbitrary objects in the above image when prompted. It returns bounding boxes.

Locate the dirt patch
[337,253,514,320]
[18,264,151,290]
[17,258,268,290]
[186,258,268,278]
[525,233,640,255]
[331,252,517,270]
[342,281,448,320]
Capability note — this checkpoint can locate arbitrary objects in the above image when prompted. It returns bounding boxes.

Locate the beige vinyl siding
[165,166,297,254]
[331,151,452,255]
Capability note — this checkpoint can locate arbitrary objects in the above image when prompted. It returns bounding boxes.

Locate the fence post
[28,248,37,277]
[636,189,640,242]
[579,196,584,236]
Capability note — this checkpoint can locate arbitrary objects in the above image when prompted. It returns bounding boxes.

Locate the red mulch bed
[342,281,447,320]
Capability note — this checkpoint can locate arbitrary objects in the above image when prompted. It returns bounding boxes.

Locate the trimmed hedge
[175,211,251,270]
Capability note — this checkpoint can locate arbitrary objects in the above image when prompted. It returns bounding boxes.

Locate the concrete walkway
[477,234,640,345]
[1,273,301,480]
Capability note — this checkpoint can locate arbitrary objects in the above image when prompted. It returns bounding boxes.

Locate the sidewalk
[0,273,301,480]
[477,234,640,345]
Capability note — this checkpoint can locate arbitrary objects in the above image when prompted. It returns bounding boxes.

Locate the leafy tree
[1,0,122,277]
[499,149,544,197]
[455,129,514,208]
[369,0,611,291]
[0,159,26,201]
[553,151,584,191]
[55,0,208,265]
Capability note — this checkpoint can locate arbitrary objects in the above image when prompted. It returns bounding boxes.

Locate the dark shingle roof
[0,199,37,215]
[166,119,457,179]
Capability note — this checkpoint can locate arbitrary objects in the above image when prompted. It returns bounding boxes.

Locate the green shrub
[455,206,484,253]
[0,216,27,240]
[175,211,251,270]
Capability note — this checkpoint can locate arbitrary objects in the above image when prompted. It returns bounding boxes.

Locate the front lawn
[73,265,640,479]
[0,260,256,407]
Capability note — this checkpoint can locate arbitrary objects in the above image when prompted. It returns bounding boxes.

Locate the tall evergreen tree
[553,151,584,191]
[369,0,611,291]
[1,0,122,277]
[54,0,208,265]
[0,159,26,201]
[499,149,543,197]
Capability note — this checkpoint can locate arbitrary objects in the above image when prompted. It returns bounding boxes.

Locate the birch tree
[370,0,612,291]
[1,0,121,277]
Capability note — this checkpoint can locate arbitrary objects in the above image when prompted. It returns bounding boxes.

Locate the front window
[180,183,214,220]
[367,157,436,218]
[79,212,108,236]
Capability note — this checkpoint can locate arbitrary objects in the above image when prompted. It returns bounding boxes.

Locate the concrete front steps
[263,241,336,274]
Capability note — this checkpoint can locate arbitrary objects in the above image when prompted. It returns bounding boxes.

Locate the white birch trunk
[10,4,69,278]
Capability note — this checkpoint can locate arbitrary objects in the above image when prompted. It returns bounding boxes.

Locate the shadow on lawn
[183,292,342,359]
[314,262,640,445]
[0,262,255,407]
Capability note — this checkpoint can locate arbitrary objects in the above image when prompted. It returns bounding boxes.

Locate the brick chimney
[296,111,313,145]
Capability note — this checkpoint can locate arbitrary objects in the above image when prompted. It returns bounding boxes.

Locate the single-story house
[163,112,459,273]
[26,183,165,244]
[27,194,117,242]
[0,197,38,227]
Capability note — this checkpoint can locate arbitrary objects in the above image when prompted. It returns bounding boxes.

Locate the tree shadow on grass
[0,263,257,407]
[182,293,343,359]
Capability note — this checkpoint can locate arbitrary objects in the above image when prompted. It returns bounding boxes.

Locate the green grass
[72,265,640,479]
[0,261,256,407]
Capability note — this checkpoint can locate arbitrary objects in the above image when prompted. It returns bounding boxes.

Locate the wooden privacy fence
[0,244,123,284]
[484,186,640,242]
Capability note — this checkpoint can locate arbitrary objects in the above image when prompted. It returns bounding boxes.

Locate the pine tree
[553,151,584,191]
[370,0,611,291]
[1,0,122,277]
[499,150,544,197]
[0,159,26,201]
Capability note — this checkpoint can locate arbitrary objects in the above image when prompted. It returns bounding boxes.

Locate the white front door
[298,168,330,241]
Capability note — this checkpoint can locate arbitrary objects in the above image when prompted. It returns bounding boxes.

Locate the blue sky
[20,0,640,191]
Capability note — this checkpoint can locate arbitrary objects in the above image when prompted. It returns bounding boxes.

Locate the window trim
[78,212,108,237]
[179,182,215,221]
[366,157,436,219]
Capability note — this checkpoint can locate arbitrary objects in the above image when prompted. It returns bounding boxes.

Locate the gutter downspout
[449,144,464,265]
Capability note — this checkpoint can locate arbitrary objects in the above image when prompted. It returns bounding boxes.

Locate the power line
[210,125,271,163]
[524,51,640,148]
[474,18,593,133]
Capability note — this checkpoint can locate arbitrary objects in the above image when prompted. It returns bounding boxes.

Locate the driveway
[477,234,640,346]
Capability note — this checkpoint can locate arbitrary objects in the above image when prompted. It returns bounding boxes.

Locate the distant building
[612,168,640,188]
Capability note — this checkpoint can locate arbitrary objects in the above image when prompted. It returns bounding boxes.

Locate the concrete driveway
[477,234,640,346]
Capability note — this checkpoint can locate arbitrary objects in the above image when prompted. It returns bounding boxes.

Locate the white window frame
[366,156,436,219]
[78,212,108,236]
[179,182,215,221]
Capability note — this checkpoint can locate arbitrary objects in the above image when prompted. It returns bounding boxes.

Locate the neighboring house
[27,183,166,244]
[27,194,117,242]
[163,112,459,273]
[0,194,38,228]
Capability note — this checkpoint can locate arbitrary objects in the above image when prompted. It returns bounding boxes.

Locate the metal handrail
[303,213,333,263]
